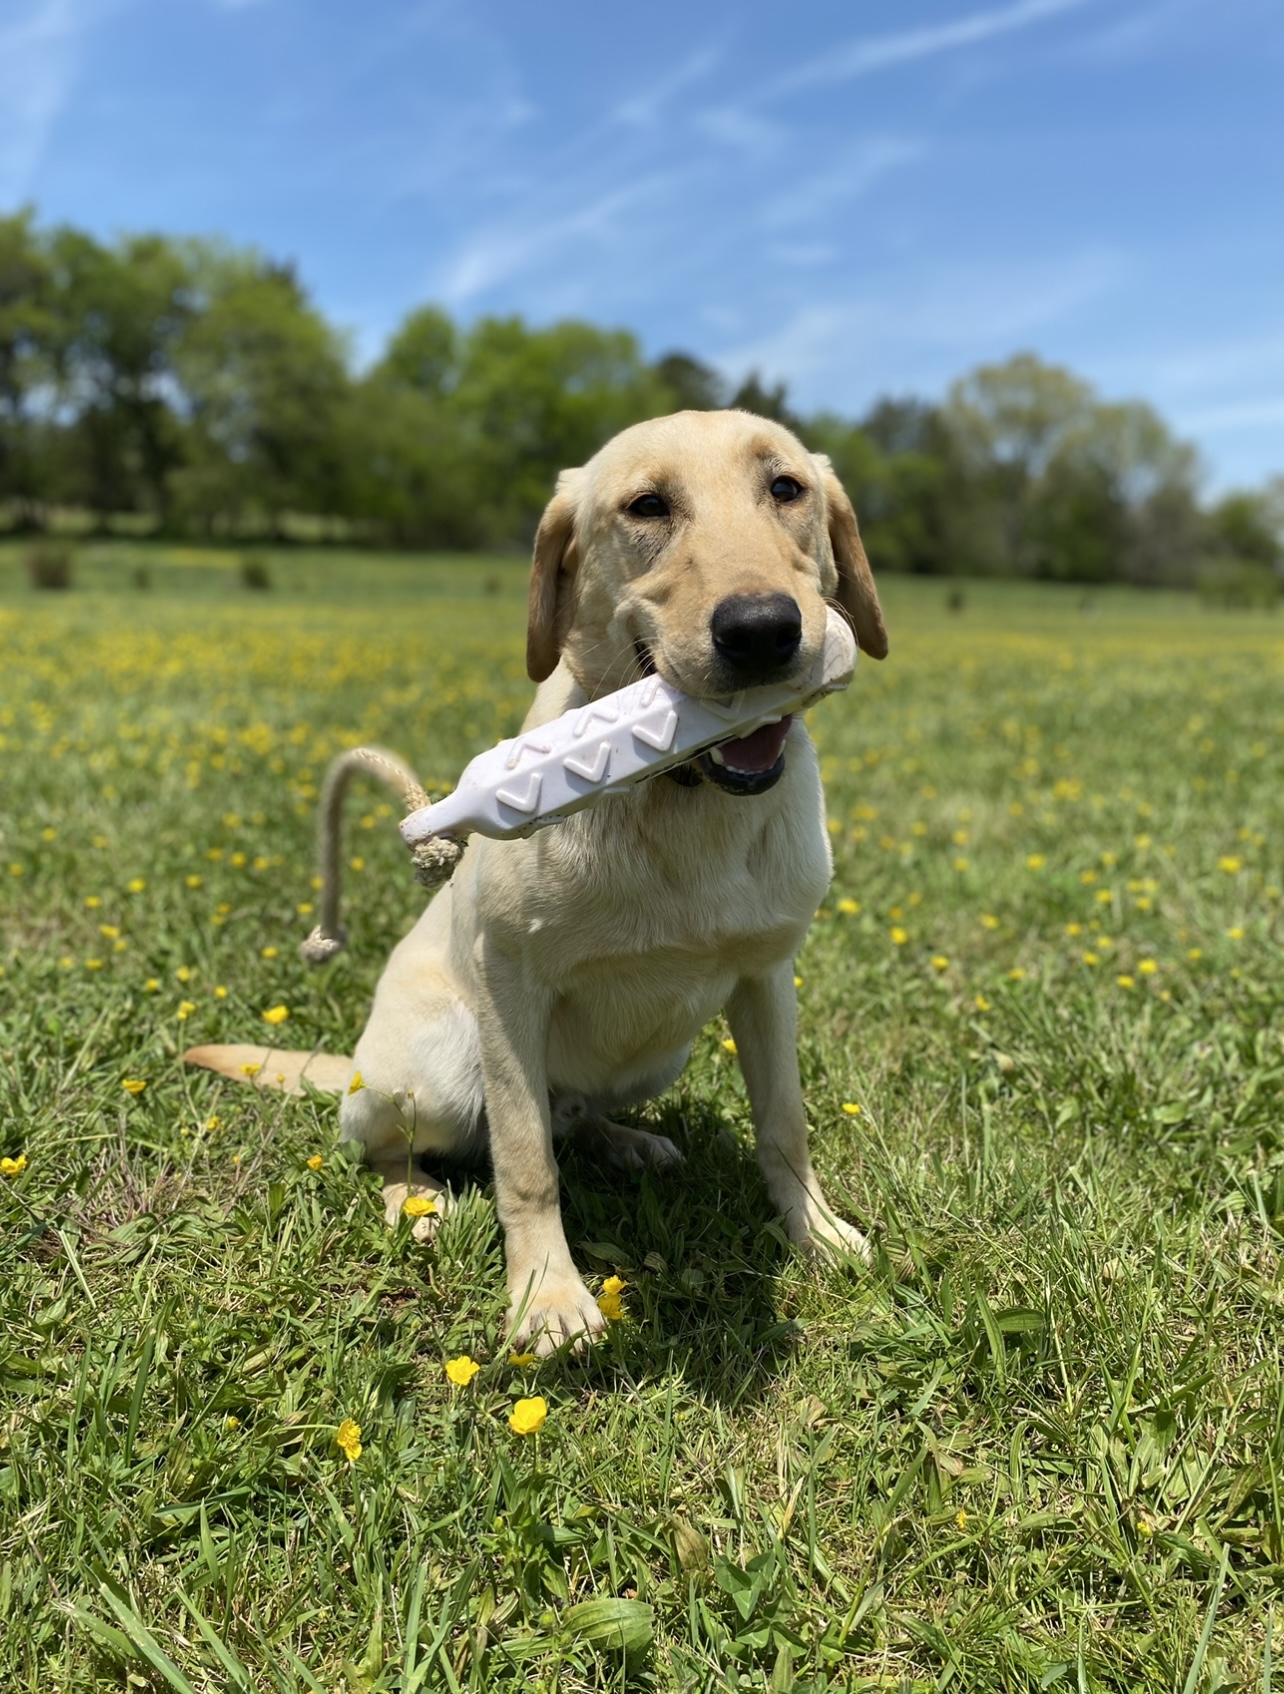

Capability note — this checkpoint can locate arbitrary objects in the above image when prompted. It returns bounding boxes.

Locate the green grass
[2,542,1283,1691]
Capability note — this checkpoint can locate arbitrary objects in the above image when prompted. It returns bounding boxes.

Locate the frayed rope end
[300,925,347,966]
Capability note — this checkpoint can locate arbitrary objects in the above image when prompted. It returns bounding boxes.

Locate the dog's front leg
[726,966,869,1262]
[476,940,606,1354]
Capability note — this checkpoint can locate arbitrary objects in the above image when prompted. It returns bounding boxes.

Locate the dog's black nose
[710,593,802,675]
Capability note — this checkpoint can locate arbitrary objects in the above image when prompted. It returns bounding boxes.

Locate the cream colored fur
[188,409,887,1354]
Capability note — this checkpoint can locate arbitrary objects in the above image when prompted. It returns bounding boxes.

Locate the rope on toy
[299,745,463,965]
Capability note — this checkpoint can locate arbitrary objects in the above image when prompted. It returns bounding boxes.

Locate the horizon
[3,0,1281,494]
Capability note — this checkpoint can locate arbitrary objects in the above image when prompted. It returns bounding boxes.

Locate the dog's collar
[665,760,703,788]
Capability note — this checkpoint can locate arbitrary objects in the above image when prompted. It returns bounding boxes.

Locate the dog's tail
[299,745,430,965]
[184,1043,353,1096]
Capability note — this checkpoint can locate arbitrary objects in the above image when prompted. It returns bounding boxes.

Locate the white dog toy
[301,608,857,963]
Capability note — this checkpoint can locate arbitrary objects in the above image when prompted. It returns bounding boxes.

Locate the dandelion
[597,1275,627,1321]
[1,1153,28,1178]
[403,1195,437,1218]
[144,977,160,993]
[126,878,146,893]
[1082,952,1100,966]
[953,857,969,871]
[306,1154,324,1172]
[1136,1514,1154,1539]
[186,875,202,889]
[176,965,193,982]
[836,896,860,915]
[509,1396,548,1436]
[1095,889,1113,905]
[980,913,1000,931]
[1025,854,1046,870]
[1065,922,1082,937]
[1227,927,1244,941]
[240,1063,262,1078]
[262,1005,289,1026]
[1138,959,1157,976]
[99,924,120,939]
[445,1355,481,1386]
[261,946,279,960]
[1116,974,1136,989]
[508,1352,537,1368]
[214,985,228,999]
[224,1416,240,1431]
[931,955,949,972]
[205,1116,222,1131]
[841,1101,862,1116]
[1187,947,1203,961]
[722,1037,737,1055]
[974,995,991,1011]
[889,926,908,946]
[121,1078,147,1095]
[347,1071,365,1094]
[177,1000,196,1020]
[955,1509,968,1531]
[793,974,803,988]
[335,1419,363,1463]
[85,958,104,970]
[8,864,23,877]
[350,857,365,873]
[1007,967,1026,981]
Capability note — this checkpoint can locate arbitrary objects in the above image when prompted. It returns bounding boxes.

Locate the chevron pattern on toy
[399,608,858,848]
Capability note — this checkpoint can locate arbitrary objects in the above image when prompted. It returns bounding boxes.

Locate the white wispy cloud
[713,248,1125,394]
[761,138,925,230]
[612,46,722,129]
[0,0,93,202]
[769,0,1102,97]
[434,173,680,304]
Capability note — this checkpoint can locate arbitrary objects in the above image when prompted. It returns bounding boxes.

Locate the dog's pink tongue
[718,715,792,773]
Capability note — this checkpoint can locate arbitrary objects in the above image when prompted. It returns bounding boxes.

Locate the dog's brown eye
[770,475,804,503]
[627,493,669,519]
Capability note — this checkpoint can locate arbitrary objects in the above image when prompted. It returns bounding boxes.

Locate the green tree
[173,249,350,535]
[0,209,54,527]
[654,351,725,412]
[45,227,191,527]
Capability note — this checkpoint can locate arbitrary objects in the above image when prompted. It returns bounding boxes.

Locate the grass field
[2,542,1283,1692]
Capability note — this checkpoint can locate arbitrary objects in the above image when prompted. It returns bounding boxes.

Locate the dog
[187,408,887,1353]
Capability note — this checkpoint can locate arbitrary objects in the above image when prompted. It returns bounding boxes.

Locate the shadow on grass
[419,1098,810,1410]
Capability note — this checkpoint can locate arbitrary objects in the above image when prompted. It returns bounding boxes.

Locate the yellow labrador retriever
[188,409,887,1353]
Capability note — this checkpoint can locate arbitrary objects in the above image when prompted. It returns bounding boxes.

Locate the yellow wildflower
[403,1195,437,1218]
[889,926,908,946]
[262,1005,290,1026]
[144,978,160,992]
[836,896,860,915]
[176,965,193,982]
[955,1509,968,1531]
[722,1037,737,1055]
[1226,927,1244,941]
[508,1351,537,1368]
[931,955,949,971]
[1007,967,1026,981]
[347,1071,365,1094]
[1025,854,1046,870]
[126,878,146,893]
[214,985,228,999]
[1,1153,28,1178]
[1083,952,1100,966]
[980,913,1000,930]
[177,1000,196,1020]
[261,946,279,960]
[240,1063,262,1078]
[1116,974,1136,989]
[1138,959,1157,976]
[974,994,992,1011]
[841,1101,862,1116]
[597,1275,627,1321]
[508,1396,548,1436]
[306,1154,324,1172]
[445,1355,481,1386]
[186,875,203,889]
[335,1419,362,1463]
[121,1078,147,1095]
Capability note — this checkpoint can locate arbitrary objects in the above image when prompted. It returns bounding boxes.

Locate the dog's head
[526,409,887,795]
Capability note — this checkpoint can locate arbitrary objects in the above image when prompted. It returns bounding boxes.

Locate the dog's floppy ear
[527,468,583,683]
[812,454,888,660]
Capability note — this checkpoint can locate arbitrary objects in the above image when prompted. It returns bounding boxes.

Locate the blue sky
[3,0,1281,490]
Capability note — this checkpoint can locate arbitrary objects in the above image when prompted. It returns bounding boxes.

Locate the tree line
[1,209,1280,589]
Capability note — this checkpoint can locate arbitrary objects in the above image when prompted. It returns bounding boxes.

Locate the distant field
[2,544,1283,1692]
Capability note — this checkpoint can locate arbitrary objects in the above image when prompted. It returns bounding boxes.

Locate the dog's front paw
[791,1207,870,1265]
[507,1271,607,1357]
